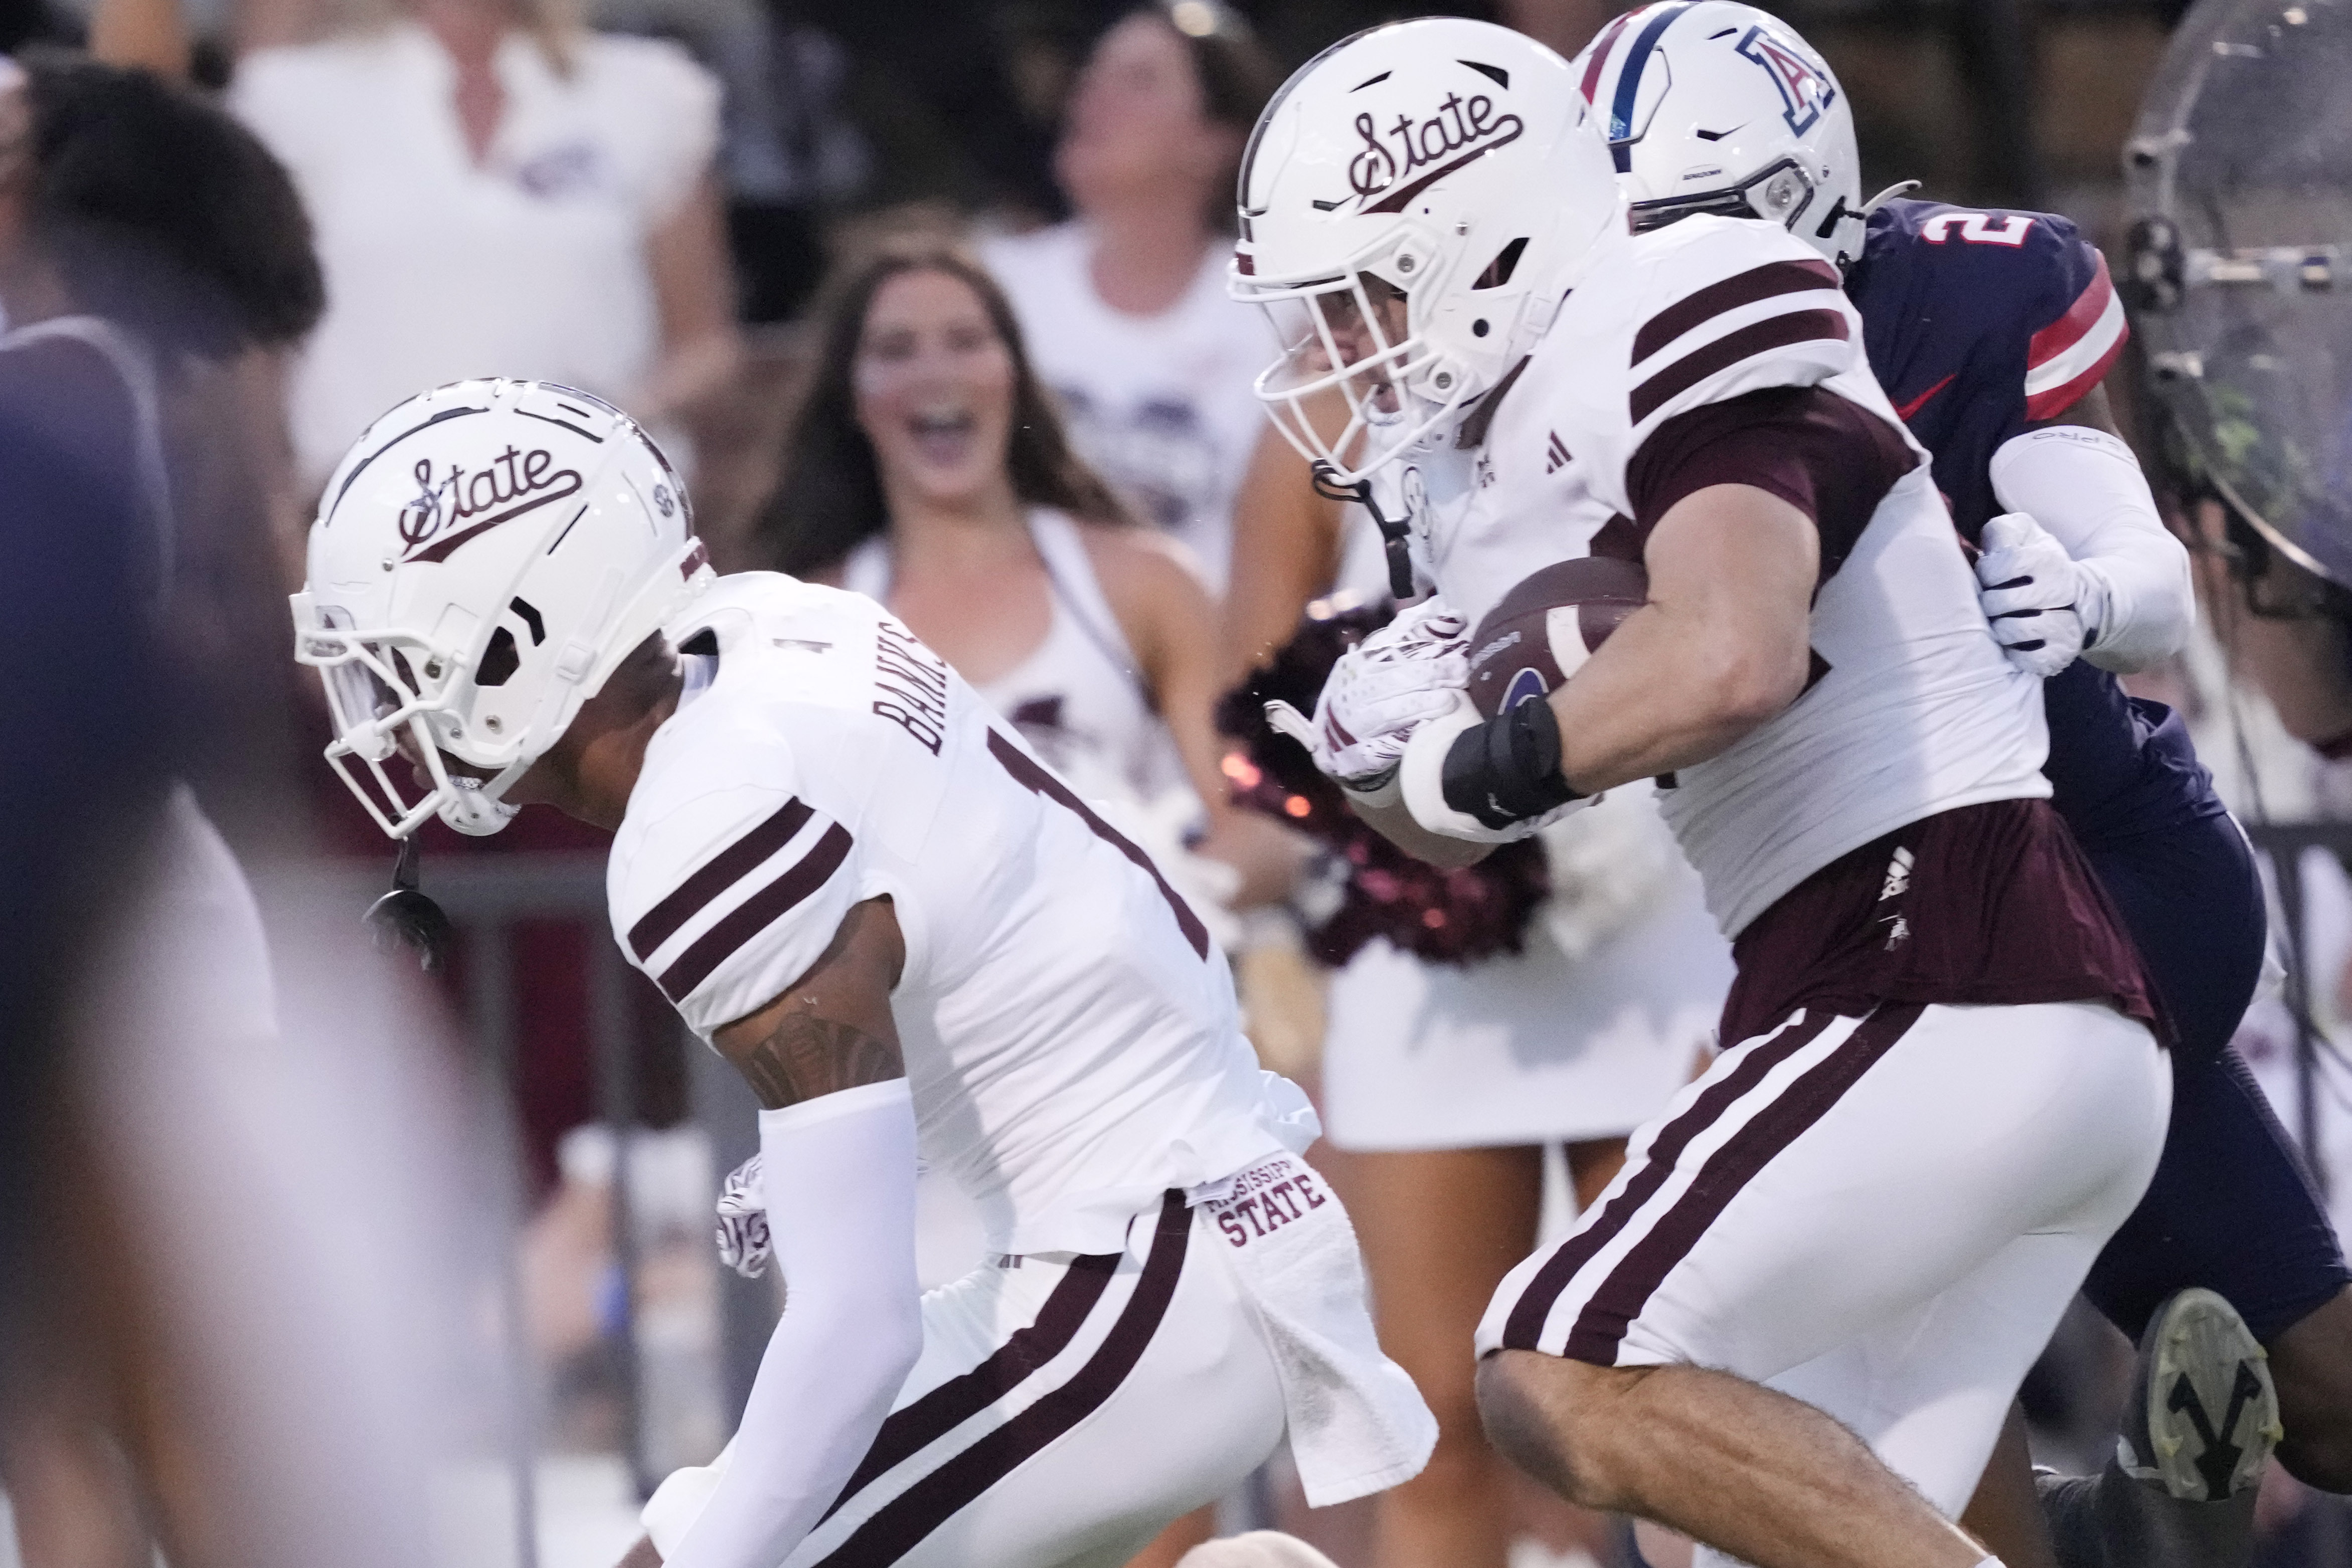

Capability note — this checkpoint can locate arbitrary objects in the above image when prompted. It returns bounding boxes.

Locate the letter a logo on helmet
[1572,3,1869,269]
[1736,26,1835,136]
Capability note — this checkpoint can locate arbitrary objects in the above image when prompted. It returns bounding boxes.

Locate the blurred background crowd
[7,0,2352,1565]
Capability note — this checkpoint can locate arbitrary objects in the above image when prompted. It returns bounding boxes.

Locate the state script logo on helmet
[292,378,714,839]
[1572,2,1872,269]
[1230,19,1621,484]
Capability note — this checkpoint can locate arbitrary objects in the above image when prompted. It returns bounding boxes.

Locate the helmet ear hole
[476,626,522,688]
[1472,237,1529,290]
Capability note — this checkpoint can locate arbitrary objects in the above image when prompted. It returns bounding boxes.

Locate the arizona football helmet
[292,379,712,838]
[1230,19,1621,483]
[1573,2,1871,270]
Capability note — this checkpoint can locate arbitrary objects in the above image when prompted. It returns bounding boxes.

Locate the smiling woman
[757,246,1307,923]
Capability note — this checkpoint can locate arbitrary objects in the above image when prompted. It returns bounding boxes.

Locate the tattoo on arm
[735,1010,903,1110]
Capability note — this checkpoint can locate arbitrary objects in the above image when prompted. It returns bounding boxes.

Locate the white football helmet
[1230,19,1621,483]
[292,379,713,839]
[1571,2,1868,269]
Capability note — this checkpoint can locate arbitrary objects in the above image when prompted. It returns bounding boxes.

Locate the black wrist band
[1440,699,1583,829]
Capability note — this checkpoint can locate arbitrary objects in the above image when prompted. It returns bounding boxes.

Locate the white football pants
[711,1192,1289,1568]
[1477,999,2169,1546]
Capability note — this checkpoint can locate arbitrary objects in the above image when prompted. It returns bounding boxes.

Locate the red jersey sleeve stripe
[2026,250,2116,370]
[2023,282,2127,422]
[627,797,815,962]
[1629,308,1851,425]
[655,821,855,1003]
[1631,258,1842,366]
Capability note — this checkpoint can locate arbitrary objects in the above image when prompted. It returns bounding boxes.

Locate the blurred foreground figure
[291,377,1434,1567]
[0,52,503,1568]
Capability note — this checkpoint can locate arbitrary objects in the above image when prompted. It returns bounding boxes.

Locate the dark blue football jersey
[1846,198,2222,847]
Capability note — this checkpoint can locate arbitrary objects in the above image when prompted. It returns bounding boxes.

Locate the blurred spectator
[589,0,869,322]
[758,246,1305,912]
[0,53,486,1568]
[977,2,1281,592]
[229,0,742,491]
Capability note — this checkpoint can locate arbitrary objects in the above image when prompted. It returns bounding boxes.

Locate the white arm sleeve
[653,1079,921,1568]
[1988,425,2193,674]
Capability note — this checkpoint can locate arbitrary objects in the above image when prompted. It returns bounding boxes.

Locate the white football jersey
[608,574,1309,1255]
[1381,216,2050,937]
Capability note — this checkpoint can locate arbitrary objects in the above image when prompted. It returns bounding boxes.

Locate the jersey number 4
[988,730,1212,958]
[1920,213,2034,247]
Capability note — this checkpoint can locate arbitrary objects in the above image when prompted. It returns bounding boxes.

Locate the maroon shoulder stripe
[1562,1002,1924,1365]
[1500,1009,1834,1351]
[1630,308,1851,426]
[821,1250,1122,1521]
[1632,259,1840,366]
[654,822,854,1002]
[627,798,815,962]
[811,1191,1193,1565]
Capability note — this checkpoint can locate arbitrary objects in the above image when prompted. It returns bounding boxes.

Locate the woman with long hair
[977,3,1281,592]
[759,245,1301,913]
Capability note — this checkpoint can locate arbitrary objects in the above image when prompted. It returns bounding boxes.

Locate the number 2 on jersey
[987,730,1212,959]
[1919,213,2034,247]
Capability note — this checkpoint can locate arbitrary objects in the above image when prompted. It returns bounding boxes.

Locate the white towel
[1192,1155,1438,1506]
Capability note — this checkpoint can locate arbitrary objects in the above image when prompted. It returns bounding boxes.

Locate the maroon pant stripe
[820,1249,1122,1521]
[1562,1002,1926,1365]
[1500,1010,1836,1351]
[811,1191,1193,1566]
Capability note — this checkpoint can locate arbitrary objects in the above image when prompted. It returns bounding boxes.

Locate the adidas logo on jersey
[1879,845,1914,902]
[1545,432,1571,474]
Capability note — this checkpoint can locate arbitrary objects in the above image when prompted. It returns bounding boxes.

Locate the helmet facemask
[293,599,529,838]
[1244,232,1481,484]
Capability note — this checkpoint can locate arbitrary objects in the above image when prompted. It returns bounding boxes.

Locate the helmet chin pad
[440,773,523,836]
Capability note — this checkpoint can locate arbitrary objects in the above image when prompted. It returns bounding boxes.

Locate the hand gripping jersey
[608,574,1310,1255]
[1384,215,2050,936]
[1845,199,2222,848]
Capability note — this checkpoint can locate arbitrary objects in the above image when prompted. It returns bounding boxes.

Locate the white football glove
[714,1152,772,1279]
[1265,597,1469,795]
[1976,511,2098,678]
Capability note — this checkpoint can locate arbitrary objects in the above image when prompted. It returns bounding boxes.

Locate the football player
[1236,20,2166,1568]
[289,379,1435,1568]
[1578,6,2344,1564]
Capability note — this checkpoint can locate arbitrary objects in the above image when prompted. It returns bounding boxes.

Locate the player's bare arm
[711,895,906,1110]
[1341,486,1816,863]
[1541,485,1818,791]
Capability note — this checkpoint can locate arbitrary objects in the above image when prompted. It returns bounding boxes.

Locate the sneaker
[2117,1287,2284,1502]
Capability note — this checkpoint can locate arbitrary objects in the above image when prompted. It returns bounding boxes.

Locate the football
[1463,558,1649,718]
